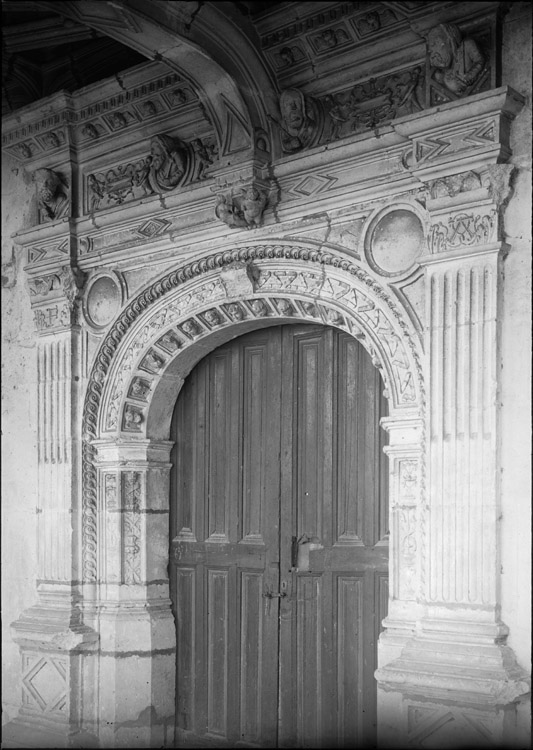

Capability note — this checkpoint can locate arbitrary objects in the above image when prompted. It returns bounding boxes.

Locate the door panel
[170,324,388,748]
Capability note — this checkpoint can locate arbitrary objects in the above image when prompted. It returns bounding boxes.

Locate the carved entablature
[262,2,403,70]
[2,70,200,162]
[394,87,524,183]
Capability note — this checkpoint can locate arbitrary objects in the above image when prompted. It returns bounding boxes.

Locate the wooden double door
[170,324,388,748]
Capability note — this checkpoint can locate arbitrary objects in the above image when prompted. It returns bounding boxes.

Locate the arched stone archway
[79,244,425,746]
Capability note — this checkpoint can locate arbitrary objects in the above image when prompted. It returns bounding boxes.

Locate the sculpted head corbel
[277,88,321,153]
[148,133,189,193]
[214,184,268,229]
[427,22,485,96]
[33,168,70,223]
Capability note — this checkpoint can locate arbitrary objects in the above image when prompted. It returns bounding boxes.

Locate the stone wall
[499,0,532,728]
[1,150,39,724]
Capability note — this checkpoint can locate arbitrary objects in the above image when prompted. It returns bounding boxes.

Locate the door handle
[291,533,323,572]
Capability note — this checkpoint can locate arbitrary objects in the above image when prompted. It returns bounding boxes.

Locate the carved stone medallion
[84,274,123,329]
[366,209,426,276]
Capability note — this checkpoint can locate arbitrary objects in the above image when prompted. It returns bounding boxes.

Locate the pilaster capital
[91,438,174,467]
[380,415,423,449]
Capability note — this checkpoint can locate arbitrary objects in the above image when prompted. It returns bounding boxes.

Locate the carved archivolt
[81,245,425,582]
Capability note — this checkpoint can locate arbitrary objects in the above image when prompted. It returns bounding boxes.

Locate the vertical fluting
[37,335,73,582]
[427,258,499,608]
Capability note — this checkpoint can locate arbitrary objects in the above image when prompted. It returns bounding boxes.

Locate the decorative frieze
[321,66,424,143]
[104,473,120,583]
[391,458,421,603]
[85,133,216,213]
[427,169,483,199]
[428,208,497,254]
[33,303,71,332]
[121,472,143,585]
[1,70,187,156]
[260,2,400,49]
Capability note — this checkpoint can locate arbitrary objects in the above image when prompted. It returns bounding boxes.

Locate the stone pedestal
[376,219,530,748]
[82,439,176,748]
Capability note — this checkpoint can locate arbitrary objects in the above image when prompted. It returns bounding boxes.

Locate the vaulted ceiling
[1,0,284,117]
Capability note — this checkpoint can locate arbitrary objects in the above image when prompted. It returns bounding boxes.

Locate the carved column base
[6,585,99,748]
[376,619,530,748]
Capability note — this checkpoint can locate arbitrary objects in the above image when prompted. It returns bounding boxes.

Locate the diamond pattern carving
[22,656,67,712]
[289,173,337,197]
[135,218,172,238]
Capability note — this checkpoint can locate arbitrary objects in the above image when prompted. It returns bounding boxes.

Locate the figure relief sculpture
[314,27,350,51]
[427,23,485,96]
[241,186,268,229]
[204,309,222,327]
[387,67,423,118]
[215,194,248,228]
[278,88,319,153]
[274,45,305,68]
[215,186,268,230]
[123,404,143,431]
[192,138,216,180]
[227,303,244,321]
[82,123,99,140]
[34,168,70,223]
[148,133,188,193]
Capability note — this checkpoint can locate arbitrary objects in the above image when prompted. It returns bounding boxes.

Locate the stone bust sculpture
[279,88,316,153]
[148,133,188,193]
[427,23,485,96]
[34,168,69,223]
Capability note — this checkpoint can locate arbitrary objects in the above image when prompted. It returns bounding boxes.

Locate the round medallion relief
[367,209,425,276]
[85,275,122,328]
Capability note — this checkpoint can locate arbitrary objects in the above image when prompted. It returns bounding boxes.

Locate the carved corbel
[60,265,87,311]
[214,183,268,230]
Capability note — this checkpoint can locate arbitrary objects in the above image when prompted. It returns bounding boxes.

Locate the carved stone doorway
[169,322,389,748]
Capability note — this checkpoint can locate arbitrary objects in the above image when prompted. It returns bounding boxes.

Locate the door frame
[80,246,424,747]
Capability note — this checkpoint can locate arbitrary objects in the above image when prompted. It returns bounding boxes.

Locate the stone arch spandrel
[81,244,425,583]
